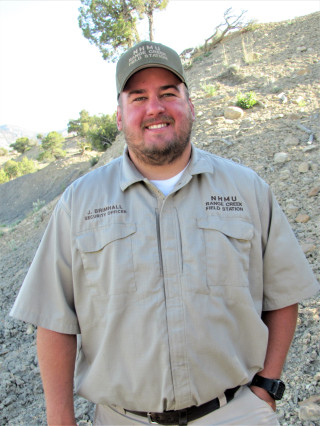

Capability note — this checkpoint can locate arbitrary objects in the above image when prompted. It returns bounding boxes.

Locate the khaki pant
[94,386,279,425]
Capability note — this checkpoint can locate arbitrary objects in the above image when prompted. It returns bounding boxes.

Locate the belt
[126,386,240,425]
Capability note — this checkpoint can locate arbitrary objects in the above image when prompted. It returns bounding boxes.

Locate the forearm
[260,303,298,377]
[37,327,77,425]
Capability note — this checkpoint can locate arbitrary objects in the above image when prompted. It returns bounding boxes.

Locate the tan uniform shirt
[11,146,319,412]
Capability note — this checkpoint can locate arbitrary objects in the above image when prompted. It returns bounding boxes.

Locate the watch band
[251,374,285,400]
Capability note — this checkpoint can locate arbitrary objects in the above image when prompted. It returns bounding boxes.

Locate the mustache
[142,115,174,128]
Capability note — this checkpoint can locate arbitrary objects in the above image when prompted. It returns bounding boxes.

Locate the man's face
[117,67,195,166]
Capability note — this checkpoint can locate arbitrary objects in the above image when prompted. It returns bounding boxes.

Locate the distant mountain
[0,125,68,150]
[0,124,39,150]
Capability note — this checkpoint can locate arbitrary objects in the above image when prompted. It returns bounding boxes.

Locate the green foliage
[10,137,32,154]
[68,111,118,152]
[33,199,46,213]
[78,0,169,62]
[242,19,259,32]
[67,109,91,137]
[201,83,217,97]
[38,131,66,162]
[88,113,118,151]
[0,157,36,183]
[90,155,100,167]
[0,168,9,184]
[3,160,20,179]
[0,147,8,156]
[236,91,257,109]
[19,156,37,175]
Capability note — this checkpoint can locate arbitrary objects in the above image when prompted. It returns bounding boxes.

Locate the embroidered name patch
[84,204,127,221]
[205,195,244,212]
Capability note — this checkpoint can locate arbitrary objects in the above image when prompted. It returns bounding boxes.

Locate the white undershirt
[150,165,188,196]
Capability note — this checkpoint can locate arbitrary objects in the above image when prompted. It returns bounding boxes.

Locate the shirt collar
[120,144,214,191]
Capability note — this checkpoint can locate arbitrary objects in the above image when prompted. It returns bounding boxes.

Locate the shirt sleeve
[10,194,80,334]
[262,186,319,311]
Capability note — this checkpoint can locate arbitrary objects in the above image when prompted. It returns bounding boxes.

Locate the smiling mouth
[146,123,169,130]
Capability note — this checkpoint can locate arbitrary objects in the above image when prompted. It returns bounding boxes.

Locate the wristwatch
[251,374,286,400]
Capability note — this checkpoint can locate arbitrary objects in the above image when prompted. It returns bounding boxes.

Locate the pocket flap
[76,223,136,253]
[197,217,254,240]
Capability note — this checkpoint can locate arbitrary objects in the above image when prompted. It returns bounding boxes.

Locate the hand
[249,385,276,412]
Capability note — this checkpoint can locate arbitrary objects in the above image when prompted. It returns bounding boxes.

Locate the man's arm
[37,327,77,425]
[250,303,298,410]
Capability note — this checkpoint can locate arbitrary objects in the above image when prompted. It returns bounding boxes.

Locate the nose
[146,95,165,116]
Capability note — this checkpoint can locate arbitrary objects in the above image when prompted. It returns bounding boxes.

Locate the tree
[3,160,20,179]
[38,131,66,161]
[67,109,91,137]
[68,110,118,152]
[10,137,31,154]
[204,7,248,51]
[78,0,169,62]
[143,0,168,41]
[88,113,118,151]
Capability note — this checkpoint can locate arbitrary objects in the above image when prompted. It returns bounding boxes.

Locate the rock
[286,204,299,215]
[284,135,299,146]
[301,244,316,254]
[274,152,288,163]
[296,46,308,52]
[294,96,305,105]
[295,214,310,223]
[277,92,288,103]
[299,395,320,421]
[298,162,309,173]
[224,106,244,120]
[308,186,320,197]
[279,169,291,180]
[26,324,34,335]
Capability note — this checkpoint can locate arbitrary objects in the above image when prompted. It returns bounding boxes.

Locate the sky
[0,0,319,133]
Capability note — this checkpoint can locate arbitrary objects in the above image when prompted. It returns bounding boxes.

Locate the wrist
[251,374,285,400]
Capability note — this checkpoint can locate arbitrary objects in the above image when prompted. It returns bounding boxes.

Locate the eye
[133,96,147,102]
[161,92,176,98]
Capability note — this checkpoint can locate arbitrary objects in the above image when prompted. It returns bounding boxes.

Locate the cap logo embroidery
[128,45,168,67]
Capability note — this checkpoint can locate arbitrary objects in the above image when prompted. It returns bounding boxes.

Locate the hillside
[0,12,319,425]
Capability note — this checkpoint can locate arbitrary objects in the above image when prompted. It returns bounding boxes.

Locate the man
[11,41,319,425]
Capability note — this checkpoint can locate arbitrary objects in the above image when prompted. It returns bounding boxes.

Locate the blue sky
[0,0,319,133]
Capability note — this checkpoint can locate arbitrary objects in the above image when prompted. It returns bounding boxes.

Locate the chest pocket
[76,223,137,295]
[197,217,254,287]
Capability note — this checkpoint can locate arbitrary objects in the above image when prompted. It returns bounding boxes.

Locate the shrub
[19,157,36,175]
[0,147,8,156]
[236,91,257,109]
[201,83,217,97]
[38,131,66,162]
[0,157,37,184]
[90,156,99,167]
[0,169,9,184]
[10,137,32,153]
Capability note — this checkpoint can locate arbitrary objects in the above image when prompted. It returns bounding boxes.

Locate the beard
[122,113,194,166]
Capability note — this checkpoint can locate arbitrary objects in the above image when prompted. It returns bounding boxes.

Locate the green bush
[10,137,32,153]
[90,156,99,167]
[0,157,37,184]
[0,147,8,156]
[236,91,257,109]
[201,83,217,97]
[4,160,20,179]
[0,169,9,184]
[38,131,66,162]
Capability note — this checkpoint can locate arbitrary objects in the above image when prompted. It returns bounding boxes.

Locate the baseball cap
[116,41,187,97]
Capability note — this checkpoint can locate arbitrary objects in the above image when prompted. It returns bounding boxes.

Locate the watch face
[272,380,285,400]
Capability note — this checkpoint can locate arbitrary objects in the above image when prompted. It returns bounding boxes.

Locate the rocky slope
[0,12,319,425]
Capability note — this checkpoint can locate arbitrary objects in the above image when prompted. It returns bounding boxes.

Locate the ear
[189,98,195,121]
[116,105,123,131]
